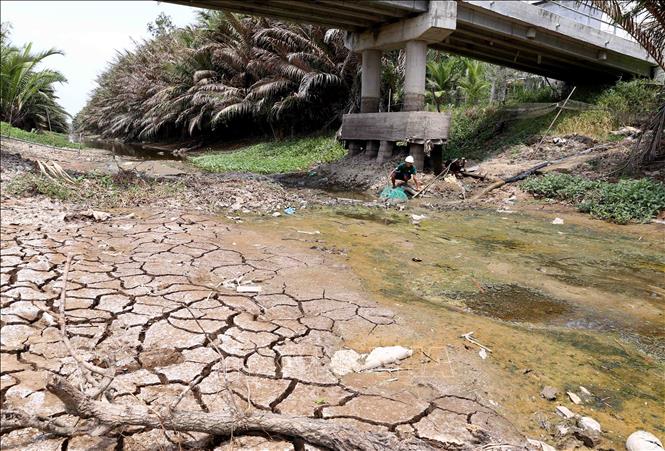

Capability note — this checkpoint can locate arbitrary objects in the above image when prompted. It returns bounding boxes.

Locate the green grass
[443,80,661,161]
[190,136,346,174]
[1,121,83,149]
[522,173,665,224]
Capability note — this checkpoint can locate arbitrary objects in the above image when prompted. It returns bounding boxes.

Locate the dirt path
[0,137,196,178]
[0,198,523,450]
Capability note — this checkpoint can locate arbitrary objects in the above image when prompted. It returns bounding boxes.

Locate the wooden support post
[377,141,395,163]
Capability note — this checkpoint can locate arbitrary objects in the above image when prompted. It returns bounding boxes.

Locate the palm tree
[76,11,359,142]
[458,59,490,105]
[0,37,69,132]
[426,55,465,110]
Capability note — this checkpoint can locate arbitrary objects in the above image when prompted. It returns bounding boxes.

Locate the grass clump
[522,173,665,224]
[190,136,346,174]
[5,172,74,200]
[1,121,84,149]
[5,171,185,208]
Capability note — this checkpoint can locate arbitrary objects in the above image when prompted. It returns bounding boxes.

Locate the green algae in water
[453,284,573,322]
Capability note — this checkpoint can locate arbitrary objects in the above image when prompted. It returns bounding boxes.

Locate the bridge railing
[525,0,635,41]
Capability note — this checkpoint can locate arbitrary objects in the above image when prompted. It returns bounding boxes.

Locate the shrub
[522,173,665,223]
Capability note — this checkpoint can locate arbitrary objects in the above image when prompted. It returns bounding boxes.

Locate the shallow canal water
[249,206,665,444]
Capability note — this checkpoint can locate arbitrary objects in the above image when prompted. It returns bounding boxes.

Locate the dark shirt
[394,162,416,180]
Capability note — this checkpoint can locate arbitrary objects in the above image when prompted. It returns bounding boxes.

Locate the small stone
[527,439,557,451]
[556,405,576,419]
[574,429,601,448]
[579,386,592,396]
[556,425,570,436]
[540,386,558,400]
[567,391,582,404]
[578,416,601,433]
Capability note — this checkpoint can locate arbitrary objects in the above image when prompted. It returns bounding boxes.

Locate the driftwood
[412,159,456,198]
[6,376,428,451]
[471,143,610,201]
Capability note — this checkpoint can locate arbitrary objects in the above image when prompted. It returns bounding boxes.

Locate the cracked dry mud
[1,206,523,450]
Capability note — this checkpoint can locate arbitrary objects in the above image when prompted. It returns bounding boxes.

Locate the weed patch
[4,171,185,208]
[190,136,346,174]
[522,173,665,223]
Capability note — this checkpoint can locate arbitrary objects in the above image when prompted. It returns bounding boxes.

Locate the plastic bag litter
[330,346,413,376]
[361,346,413,370]
[380,185,408,201]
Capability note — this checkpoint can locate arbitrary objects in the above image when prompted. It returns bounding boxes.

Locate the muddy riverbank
[1,136,664,449]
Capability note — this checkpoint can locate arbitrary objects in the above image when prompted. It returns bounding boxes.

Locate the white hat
[405,156,415,163]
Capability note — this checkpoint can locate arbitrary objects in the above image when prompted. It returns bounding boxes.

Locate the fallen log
[28,375,435,451]
[470,143,610,201]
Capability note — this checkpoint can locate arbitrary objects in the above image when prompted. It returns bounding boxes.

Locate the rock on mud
[626,431,664,451]
[578,416,601,433]
[540,386,558,400]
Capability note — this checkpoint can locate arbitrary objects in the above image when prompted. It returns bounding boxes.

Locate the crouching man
[390,155,421,196]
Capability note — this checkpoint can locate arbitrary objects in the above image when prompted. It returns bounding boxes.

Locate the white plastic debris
[410,214,427,224]
[236,285,261,294]
[552,217,565,225]
[626,431,664,451]
[578,416,601,433]
[479,348,488,359]
[556,405,576,419]
[361,346,413,371]
[330,349,363,376]
[579,386,592,396]
[330,346,413,376]
[297,230,320,235]
[567,391,582,404]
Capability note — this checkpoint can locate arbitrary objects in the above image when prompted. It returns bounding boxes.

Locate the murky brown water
[248,206,665,445]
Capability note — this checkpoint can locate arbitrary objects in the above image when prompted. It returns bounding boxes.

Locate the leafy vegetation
[522,173,665,223]
[75,12,358,142]
[191,136,345,174]
[1,121,82,149]
[443,79,660,160]
[0,23,69,133]
[5,171,185,208]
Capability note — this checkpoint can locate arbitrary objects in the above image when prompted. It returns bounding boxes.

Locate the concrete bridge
[164,0,659,171]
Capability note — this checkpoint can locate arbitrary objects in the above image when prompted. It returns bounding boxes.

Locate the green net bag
[379,185,409,201]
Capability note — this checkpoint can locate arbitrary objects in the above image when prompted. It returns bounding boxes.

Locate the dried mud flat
[0,199,524,450]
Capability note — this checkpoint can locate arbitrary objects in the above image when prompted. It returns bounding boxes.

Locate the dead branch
[42,375,436,451]
[461,332,493,353]
[57,253,115,396]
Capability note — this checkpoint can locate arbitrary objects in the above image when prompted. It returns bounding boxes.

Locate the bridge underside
[164,0,659,171]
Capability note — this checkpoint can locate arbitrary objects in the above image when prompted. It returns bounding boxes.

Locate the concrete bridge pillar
[361,49,382,158]
[404,40,427,171]
[403,40,427,112]
[361,49,381,113]
[377,140,394,163]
